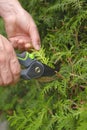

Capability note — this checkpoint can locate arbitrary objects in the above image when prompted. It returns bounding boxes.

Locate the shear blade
[42,64,56,77]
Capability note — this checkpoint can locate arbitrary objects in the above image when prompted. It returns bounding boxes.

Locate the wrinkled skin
[0,35,21,86]
[4,9,41,51]
[0,0,41,86]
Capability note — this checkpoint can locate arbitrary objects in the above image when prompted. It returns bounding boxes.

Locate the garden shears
[17,52,57,80]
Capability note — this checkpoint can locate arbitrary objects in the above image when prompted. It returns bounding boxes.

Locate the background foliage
[0,0,87,130]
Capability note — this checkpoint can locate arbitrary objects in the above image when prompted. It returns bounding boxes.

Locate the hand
[4,9,41,51]
[0,35,21,86]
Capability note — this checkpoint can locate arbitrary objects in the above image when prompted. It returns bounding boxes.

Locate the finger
[29,25,41,50]
[10,38,24,49]
[10,57,21,83]
[8,45,20,83]
[24,43,33,50]
[18,11,41,50]
[0,61,13,86]
[17,39,33,50]
[26,14,41,50]
[1,36,21,83]
[17,40,25,50]
[0,36,13,85]
[18,43,32,51]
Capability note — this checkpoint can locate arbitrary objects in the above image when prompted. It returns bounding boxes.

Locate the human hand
[0,35,21,86]
[0,0,41,51]
[4,9,41,51]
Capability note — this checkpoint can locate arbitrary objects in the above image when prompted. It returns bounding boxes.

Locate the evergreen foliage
[0,0,87,130]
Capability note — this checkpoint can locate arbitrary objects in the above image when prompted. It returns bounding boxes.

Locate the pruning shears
[17,52,58,80]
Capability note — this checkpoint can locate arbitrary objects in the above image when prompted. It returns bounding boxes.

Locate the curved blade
[42,64,56,76]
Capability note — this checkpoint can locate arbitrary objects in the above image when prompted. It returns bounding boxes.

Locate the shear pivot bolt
[35,67,41,73]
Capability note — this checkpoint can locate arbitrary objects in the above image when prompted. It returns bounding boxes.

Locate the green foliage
[0,0,87,130]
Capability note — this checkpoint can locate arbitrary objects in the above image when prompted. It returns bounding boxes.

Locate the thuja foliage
[0,0,87,130]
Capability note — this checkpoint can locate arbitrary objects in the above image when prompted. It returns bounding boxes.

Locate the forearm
[0,0,23,20]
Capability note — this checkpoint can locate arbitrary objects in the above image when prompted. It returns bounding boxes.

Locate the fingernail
[25,43,31,48]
